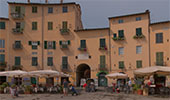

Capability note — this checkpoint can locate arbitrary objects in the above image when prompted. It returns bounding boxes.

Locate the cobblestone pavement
[0,91,170,100]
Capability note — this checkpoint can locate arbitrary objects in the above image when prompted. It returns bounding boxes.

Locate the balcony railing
[12,65,23,70]
[154,62,166,66]
[12,28,24,34]
[112,37,125,41]
[98,64,108,71]
[133,34,145,39]
[13,43,23,49]
[60,45,68,49]
[99,46,107,50]
[78,47,87,51]
[60,29,70,35]
[11,13,24,19]
[0,62,7,67]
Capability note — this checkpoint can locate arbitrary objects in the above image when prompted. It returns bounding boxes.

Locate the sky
[0,0,169,28]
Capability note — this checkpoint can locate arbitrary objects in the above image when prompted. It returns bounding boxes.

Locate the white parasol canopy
[134,66,170,76]
[106,73,128,79]
[60,72,71,77]
[28,70,60,77]
[0,70,28,77]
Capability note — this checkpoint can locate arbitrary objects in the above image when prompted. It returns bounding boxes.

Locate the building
[0,0,169,86]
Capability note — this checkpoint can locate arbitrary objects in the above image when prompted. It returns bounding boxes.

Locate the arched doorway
[76,64,91,86]
[98,72,107,87]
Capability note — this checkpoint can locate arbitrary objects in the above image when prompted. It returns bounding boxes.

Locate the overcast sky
[0,0,169,28]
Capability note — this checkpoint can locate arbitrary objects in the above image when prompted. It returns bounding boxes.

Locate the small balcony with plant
[60,28,70,35]
[99,46,107,50]
[10,6,25,19]
[112,33,125,41]
[133,34,145,39]
[98,64,108,71]
[12,28,24,34]
[11,13,24,19]
[13,41,23,49]
[78,47,87,51]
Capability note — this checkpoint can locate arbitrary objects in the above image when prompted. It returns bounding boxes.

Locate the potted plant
[0,85,5,93]
[24,85,32,94]
[132,84,138,94]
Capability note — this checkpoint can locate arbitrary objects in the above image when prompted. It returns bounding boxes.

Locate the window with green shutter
[62,56,68,69]
[32,57,38,66]
[156,52,164,66]
[62,21,67,29]
[100,55,105,68]
[0,54,5,63]
[32,6,37,13]
[136,60,142,68]
[136,28,142,36]
[118,30,124,38]
[80,40,86,48]
[44,41,47,49]
[119,61,124,69]
[32,22,37,30]
[0,22,5,29]
[15,56,21,66]
[48,22,53,30]
[47,57,53,66]
[100,38,106,47]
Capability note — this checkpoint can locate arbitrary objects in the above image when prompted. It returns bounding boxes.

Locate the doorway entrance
[98,72,107,87]
[76,64,90,86]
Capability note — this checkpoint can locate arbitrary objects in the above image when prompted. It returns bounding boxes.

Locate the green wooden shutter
[136,60,142,68]
[28,41,32,45]
[118,30,124,38]
[67,40,70,45]
[53,41,56,49]
[136,28,142,36]
[21,22,25,30]
[81,40,86,48]
[11,6,15,13]
[156,52,163,66]
[32,57,38,66]
[119,61,124,69]
[59,41,62,45]
[100,39,105,47]
[37,41,40,45]
[62,56,68,69]
[62,21,67,29]
[44,41,47,49]
[100,55,105,68]
[48,22,53,30]
[15,57,21,66]
[21,6,25,15]
[0,54,5,63]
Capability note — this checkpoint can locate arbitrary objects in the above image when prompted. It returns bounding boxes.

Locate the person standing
[63,79,69,96]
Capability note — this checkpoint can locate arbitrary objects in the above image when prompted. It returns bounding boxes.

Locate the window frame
[32,22,37,30]
[136,46,142,54]
[119,47,124,55]
[48,7,53,13]
[156,33,163,43]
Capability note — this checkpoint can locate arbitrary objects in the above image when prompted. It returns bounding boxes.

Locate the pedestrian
[63,79,69,96]
[10,87,15,98]
[70,84,78,96]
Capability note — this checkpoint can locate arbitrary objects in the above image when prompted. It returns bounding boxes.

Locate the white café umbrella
[29,70,60,77]
[60,72,71,77]
[0,70,28,77]
[106,73,128,79]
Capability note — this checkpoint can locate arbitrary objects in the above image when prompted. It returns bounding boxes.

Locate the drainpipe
[148,10,151,67]
[109,21,112,72]
[42,5,44,70]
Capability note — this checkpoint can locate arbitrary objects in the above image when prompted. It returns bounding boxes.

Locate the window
[15,6,21,13]
[47,57,53,66]
[62,56,68,69]
[136,46,142,54]
[48,7,53,13]
[48,22,53,30]
[32,6,37,13]
[29,41,40,50]
[136,28,142,36]
[32,22,37,30]
[59,40,70,45]
[62,21,68,29]
[118,19,124,23]
[113,34,117,38]
[100,55,106,68]
[136,60,142,68]
[80,40,86,48]
[0,54,5,63]
[156,52,164,66]
[119,61,124,69]
[118,30,124,38]
[15,56,21,66]
[100,38,106,47]
[14,41,22,48]
[32,57,38,66]
[62,6,68,13]
[44,41,56,49]
[156,33,163,43]
[119,47,124,55]
[136,17,141,21]
[0,22,5,29]
[0,40,5,48]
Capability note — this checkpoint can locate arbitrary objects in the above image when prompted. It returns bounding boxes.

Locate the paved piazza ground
[0,91,170,100]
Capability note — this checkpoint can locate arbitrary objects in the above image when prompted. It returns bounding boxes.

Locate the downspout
[109,21,112,72]
[41,5,44,70]
[148,11,151,67]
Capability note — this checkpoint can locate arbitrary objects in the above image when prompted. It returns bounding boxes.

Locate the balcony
[99,46,107,51]
[60,45,68,49]
[0,62,7,68]
[133,34,145,39]
[78,47,87,51]
[112,37,125,41]
[12,28,23,34]
[11,13,24,19]
[154,62,166,66]
[61,64,70,72]
[13,43,23,49]
[98,64,108,71]
[60,29,70,35]
[12,65,23,70]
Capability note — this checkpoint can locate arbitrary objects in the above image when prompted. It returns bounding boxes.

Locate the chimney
[60,0,63,3]
[45,0,48,3]
[28,0,30,3]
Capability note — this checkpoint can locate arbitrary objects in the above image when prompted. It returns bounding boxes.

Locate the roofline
[8,2,76,5]
[0,17,9,20]
[74,27,109,32]
[108,10,150,19]
[150,21,170,25]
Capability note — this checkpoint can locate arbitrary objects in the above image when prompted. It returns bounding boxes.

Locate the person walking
[63,79,69,96]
